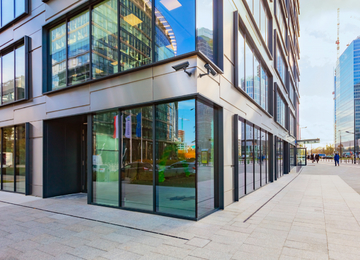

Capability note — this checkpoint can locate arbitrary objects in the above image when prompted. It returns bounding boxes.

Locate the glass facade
[277,92,286,127]
[238,31,269,110]
[1,42,27,105]
[48,0,216,91]
[276,137,283,178]
[246,0,269,46]
[237,116,268,198]
[334,38,360,156]
[0,125,27,193]
[276,0,286,43]
[276,45,286,85]
[90,99,217,219]
[0,0,27,28]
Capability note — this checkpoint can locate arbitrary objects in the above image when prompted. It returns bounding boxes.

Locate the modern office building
[334,37,360,157]
[0,0,301,220]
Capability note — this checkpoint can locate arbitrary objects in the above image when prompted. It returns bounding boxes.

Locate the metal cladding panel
[14,104,46,124]
[45,0,83,20]
[154,72,197,100]
[223,108,234,167]
[0,27,14,47]
[0,106,14,122]
[90,78,153,111]
[46,85,90,112]
[29,30,42,51]
[32,48,43,98]
[89,68,153,93]
[13,10,45,40]
[31,137,43,188]
[31,120,43,138]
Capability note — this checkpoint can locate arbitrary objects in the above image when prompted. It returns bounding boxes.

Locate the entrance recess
[43,115,87,198]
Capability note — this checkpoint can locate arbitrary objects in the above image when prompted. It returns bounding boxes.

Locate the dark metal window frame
[82,94,223,221]
[241,0,273,59]
[0,123,30,195]
[0,0,30,32]
[42,0,224,95]
[274,0,288,57]
[274,31,288,91]
[233,11,273,118]
[233,114,269,201]
[274,83,288,131]
[0,36,31,107]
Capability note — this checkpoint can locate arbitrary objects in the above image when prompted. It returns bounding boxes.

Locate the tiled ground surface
[1,163,360,259]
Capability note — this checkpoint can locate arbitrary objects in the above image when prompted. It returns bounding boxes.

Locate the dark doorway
[43,115,87,198]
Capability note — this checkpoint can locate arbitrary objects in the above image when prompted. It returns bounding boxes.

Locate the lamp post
[300,126,307,158]
[338,130,342,162]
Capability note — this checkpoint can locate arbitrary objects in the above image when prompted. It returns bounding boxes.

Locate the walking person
[315,154,319,163]
[311,153,314,163]
[334,153,340,166]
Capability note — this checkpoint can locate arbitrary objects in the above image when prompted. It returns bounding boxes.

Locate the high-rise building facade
[335,37,360,157]
[0,0,300,220]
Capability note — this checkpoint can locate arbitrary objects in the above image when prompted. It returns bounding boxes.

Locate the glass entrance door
[297,148,307,166]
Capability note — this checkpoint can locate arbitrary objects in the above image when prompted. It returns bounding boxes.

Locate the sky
[299,0,360,149]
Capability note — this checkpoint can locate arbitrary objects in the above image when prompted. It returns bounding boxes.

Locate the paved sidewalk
[1,164,360,260]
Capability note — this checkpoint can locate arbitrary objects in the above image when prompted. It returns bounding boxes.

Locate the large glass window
[121,106,153,211]
[92,111,119,206]
[48,0,217,92]
[237,31,269,110]
[276,45,286,85]
[50,23,67,90]
[0,0,27,28]
[254,127,260,189]
[15,125,26,193]
[2,51,14,104]
[290,113,295,136]
[90,98,218,219]
[156,100,196,218]
[197,101,215,217]
[276,0,286,43]
[238,119,245,198]
[246,0,268,47]
[92,0,118,78]
[2,127,14,191]
[196,0,214,62]
[68,11,90,85]
[276,92,286,127]
[16,44,25,100]
[261,130,267,185]
[121,0,152,70]
[246,123,254,193]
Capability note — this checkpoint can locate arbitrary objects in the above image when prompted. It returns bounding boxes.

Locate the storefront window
[156,100,196,218]
[2,127,14,191]
[121,106,153,211]
[246,123,254,193]
[261,130,267,184]
[238,119,245,197]
[254,127,261,189]
[15,125,26,193]
[92,111,119,206]
[197,101,215,217]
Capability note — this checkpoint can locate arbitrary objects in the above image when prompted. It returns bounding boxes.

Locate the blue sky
[299,0,360,148]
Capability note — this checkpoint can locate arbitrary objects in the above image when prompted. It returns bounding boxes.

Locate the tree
[324,144,335,155]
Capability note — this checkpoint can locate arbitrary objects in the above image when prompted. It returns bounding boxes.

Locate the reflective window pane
[2,127,14,191]
[92,111,119,206]
[15,125,26,193]
[92,0,118,79]
[2,51,14,104]
[50,23,67,90]
[121,106,153,211]
[16,44,25,100]
[68,11,90,85]
[245,42,253,98]
[261,66,267,110]
[238,119,245,198]
[254,128,260,189]
[120,0,152,71]
[246,123,253,193]
[155,0,195,61]
[254,0,259,26]
[238,32,245,90]
[2,0,14,26]
[156,100,196,218]
[196,0,214,62]
[254,57,260,104]
[15,0,25,17]
[261,130,266,185]
[197,101,215,217]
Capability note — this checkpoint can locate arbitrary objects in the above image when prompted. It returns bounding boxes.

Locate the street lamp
[338,130,342,160]
[345,130,357,164]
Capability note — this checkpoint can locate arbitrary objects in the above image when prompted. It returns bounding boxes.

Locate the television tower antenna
[336,8,340,59]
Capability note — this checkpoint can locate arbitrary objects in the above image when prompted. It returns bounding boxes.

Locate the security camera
[172,61,192,76]
[200,63,217,78]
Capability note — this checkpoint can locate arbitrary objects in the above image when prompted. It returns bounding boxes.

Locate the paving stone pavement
[1,163,360,259]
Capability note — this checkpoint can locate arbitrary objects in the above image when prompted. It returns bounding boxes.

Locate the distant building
[334,37,360,156]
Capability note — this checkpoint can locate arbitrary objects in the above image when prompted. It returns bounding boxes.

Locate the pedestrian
[334,153,340,166]
[311,153,315,163]
[315,154,319,163]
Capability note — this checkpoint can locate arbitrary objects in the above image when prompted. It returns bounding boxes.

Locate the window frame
[275,34,288,88]
[0,0,29,32]
[0,36,30,107]
[42,0,224,94]
[234,11,272,117]
[275,84,287,129]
